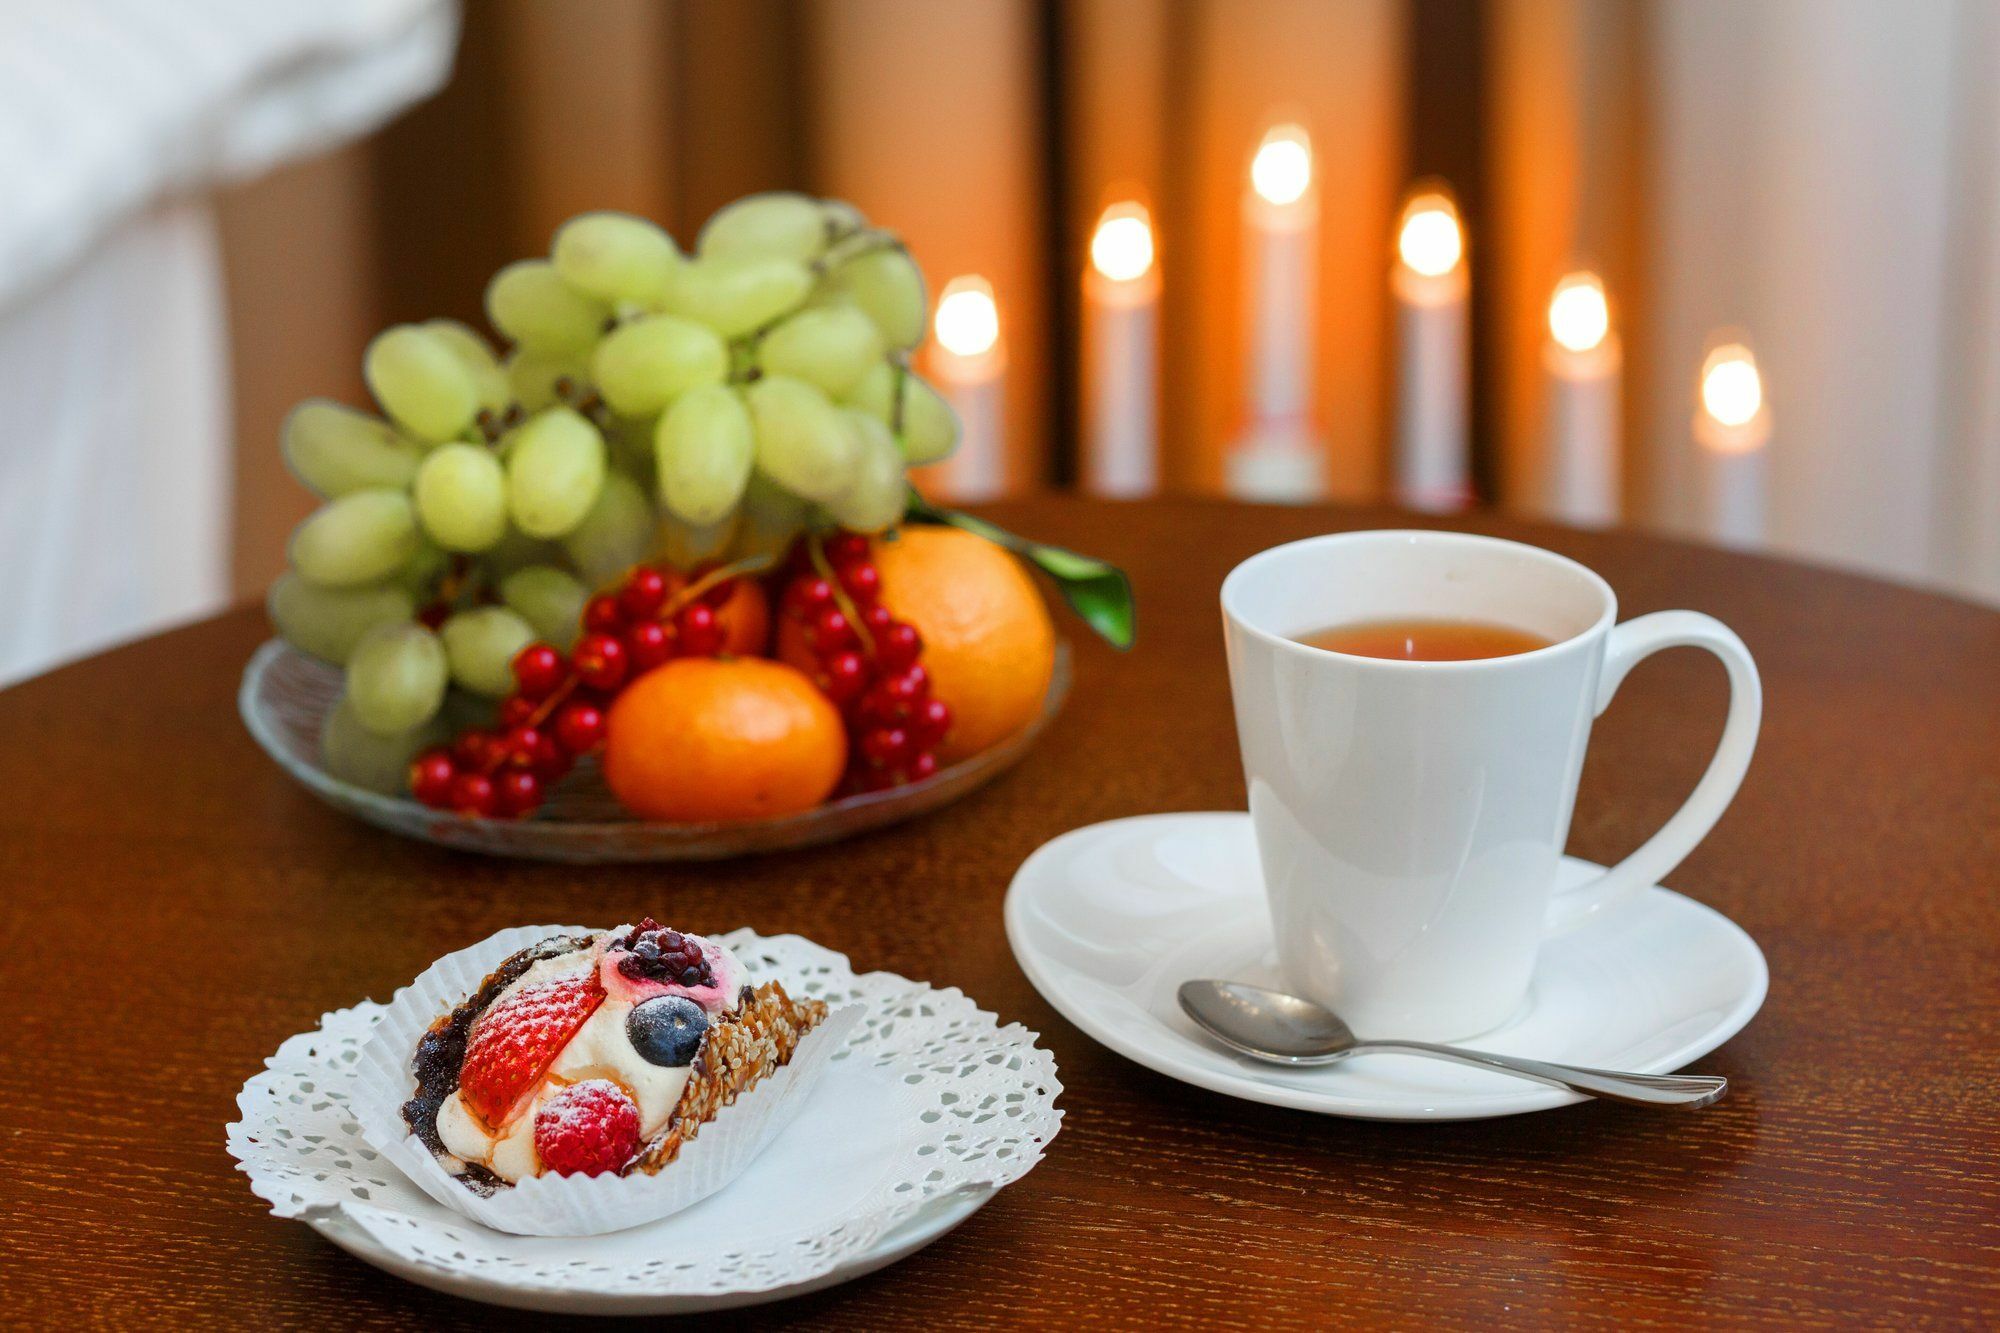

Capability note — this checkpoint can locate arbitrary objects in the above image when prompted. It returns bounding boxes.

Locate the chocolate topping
[399,932,596,1179]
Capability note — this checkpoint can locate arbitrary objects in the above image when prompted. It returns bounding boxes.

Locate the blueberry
[626,996,708,1067]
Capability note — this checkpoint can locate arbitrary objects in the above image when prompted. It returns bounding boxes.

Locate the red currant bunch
[779,532,951,792]
[409,564,740,819]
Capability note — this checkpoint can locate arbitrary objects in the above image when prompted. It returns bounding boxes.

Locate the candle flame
[1251,124,1313,206]
[1397,190,1463,278]
[1549,272,1610,353]
[1090,202,1155,283]
[1700,343,1763,431]
[934,276,1000,358]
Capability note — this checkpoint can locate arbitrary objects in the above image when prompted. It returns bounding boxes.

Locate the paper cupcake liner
[351,923,861,1237]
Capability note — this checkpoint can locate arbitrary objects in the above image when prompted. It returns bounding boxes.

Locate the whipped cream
[434,928,747,1182]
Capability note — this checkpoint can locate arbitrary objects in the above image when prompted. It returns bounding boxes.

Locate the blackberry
[613,919,716,989]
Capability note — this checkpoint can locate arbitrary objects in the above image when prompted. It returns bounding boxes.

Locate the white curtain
[0,203,232,685]
[0,0,457,687]
[1638,0,2000,603]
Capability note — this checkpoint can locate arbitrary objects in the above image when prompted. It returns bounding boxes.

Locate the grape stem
[724,228,909,372]
[805,533,876,656]
[526,673,580,731]
[654,553,775,622]
[553,377,615,430]
[725,337,765,385]
[425,555,482,617]
[472,410,507,445]
[810,228,908,277]
[727,322,783,374]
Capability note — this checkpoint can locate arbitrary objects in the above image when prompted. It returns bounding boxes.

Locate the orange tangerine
[603,658,845,821]
[871,527,1054,763]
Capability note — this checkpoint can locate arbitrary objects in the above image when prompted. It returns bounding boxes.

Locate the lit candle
[1542,271,1620,527]
[925,275,1006,502]
[1694,339,1770,547]
[1227,122,1327,500]
[1082,200,1160,497]
[1392,185,1470,513]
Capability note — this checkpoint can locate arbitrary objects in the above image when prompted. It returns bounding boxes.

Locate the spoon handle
[1354,1041,1727,1108]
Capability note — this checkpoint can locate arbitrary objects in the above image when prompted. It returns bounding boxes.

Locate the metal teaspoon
[1178,979,1727,1108]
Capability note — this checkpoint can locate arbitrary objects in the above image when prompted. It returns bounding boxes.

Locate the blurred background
[5,0,1998,687]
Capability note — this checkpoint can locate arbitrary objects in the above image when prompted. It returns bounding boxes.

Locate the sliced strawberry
[535,1079,641,1176]
[458,972,604,1126]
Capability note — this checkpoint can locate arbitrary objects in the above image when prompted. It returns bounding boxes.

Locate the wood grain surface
[3,498,1997,1329]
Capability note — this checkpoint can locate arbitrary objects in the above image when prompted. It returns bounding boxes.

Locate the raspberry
[458,973,605,1125]
[534,1079,641,1177]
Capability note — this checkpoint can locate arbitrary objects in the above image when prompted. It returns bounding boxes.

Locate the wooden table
[4,498,1998,1328]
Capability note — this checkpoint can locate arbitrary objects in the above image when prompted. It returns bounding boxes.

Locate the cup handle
[1545,611,1762,933]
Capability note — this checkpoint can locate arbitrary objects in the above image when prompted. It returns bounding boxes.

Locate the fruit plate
[239,638,1070,862]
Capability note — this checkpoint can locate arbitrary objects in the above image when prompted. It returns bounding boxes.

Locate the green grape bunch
[267,193,963,794]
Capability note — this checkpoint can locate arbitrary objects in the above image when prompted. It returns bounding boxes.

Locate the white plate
[229,932,1062,1313]
[303,1173,995,1315]
[1004,812,1766,1121]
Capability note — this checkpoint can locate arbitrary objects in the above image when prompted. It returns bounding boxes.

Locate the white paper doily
[227,931,1062,1308]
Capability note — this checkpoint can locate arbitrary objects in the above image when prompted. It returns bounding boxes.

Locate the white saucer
[1004,812,1766,1121]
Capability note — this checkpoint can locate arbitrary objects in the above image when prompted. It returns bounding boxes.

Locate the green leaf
[904,490,1136,650]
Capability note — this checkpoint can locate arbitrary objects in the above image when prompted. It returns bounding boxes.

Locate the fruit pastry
[402,921,826,1191]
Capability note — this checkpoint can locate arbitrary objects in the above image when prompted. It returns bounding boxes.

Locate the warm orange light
[1549,272,1610,353]
[1700,343,1763,430]
[1090,202,1155,283]
[1251,124,1313,206]
[1397,190,1463,278]
[934,276,1000,358]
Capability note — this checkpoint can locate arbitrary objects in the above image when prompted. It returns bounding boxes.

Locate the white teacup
[1220,530,1760,1040]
